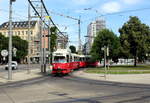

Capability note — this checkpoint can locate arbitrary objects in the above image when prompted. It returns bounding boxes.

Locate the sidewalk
[73,70,150,85]
[0,69,44,85]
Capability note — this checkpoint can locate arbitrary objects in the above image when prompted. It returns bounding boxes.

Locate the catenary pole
[8,0,15,80]
[40,4,44,73]
[78,16,81,54]
[27,2,31,74]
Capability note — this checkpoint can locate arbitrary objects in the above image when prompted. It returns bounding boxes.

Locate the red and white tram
[51,49,99,75]
[51,49,79,75]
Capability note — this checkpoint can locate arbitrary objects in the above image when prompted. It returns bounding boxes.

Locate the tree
[91,29,120,63]
[0,33,28,63]
[119,16,150,66]
[0,33,8,63]
[50,26,57,52]
[50,26,57,64]
[69,45,76,53]
[12,36,28,63]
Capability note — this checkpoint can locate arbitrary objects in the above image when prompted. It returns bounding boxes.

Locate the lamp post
[8,0,16,80]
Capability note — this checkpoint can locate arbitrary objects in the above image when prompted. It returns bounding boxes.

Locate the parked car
[5,61,18,70]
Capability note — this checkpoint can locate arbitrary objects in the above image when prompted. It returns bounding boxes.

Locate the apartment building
[0,21,69,63]
[86,19,106,54]
[0,21,40,62]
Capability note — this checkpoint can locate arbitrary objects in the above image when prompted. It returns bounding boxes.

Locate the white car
[5,61,18,70]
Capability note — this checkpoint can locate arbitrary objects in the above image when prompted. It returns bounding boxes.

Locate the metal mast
[27,2,31,74]
[8,0,16,80]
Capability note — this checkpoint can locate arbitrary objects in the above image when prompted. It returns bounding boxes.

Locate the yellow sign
[45,16,51,19]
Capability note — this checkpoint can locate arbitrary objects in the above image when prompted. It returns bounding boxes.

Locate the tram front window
[54,56,67,63]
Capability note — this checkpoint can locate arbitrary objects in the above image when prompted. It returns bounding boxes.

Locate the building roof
[0,21,37,29]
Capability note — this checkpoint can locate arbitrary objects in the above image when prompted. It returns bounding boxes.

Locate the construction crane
[49,10,82,53]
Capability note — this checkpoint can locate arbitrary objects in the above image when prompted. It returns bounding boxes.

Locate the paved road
[0,73,150,103]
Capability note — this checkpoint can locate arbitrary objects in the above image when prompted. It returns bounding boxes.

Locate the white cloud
[101,2,121,13]
[122,0,141,5]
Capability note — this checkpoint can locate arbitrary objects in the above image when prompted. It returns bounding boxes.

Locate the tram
[51,49,98,75]
[51,49,79,74]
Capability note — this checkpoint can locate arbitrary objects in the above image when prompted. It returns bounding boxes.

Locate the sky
[0,0,150,47]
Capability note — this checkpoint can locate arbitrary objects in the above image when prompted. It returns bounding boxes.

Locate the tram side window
[67,55,69,62]
[70,56,72,62]
[79,58,82,61]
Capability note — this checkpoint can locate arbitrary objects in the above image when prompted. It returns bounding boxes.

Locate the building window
[15,31,17,35]
[31,30,33,35]
[22,31,24,35]
[18,31,20,35]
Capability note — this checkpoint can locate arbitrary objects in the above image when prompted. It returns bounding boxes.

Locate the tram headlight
[50,65,53,70]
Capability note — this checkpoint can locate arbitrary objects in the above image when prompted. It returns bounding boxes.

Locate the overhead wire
[40,0,65,37]
[82,7,150,23]
[28,0,62,37]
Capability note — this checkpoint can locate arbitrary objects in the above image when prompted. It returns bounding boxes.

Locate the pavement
[72,70,150,85]
[0,69,45,85]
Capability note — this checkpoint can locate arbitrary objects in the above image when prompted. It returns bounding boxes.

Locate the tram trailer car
[79,55,87,68]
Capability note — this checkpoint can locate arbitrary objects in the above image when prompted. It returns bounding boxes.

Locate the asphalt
[1,67,150,103]
[1,66,150,86]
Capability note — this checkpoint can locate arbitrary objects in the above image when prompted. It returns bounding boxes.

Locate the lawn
[85,65,150,74]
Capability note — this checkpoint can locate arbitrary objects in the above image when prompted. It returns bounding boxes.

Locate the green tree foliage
[91,29,120,62]
[0,33,8,50]
[0,33,8,63]
[69,45,76,53]
[50,26,57,64]
[50,26,57,52]
[0,33,28,63]
[119,16,150,66]
[12,36,28,63]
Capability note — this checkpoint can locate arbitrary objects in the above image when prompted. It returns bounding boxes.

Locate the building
[86,19,106,54]
[42,30,68,61]
[57,32,68,49]
[0,21,40,63]
[0,21,69,63]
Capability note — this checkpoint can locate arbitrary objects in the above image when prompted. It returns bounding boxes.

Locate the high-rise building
[86,19,106,54]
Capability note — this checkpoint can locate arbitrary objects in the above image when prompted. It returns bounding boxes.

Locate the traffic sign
[1,50,8,57]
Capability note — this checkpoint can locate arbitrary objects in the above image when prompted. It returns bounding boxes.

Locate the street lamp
[8,0,16,80]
